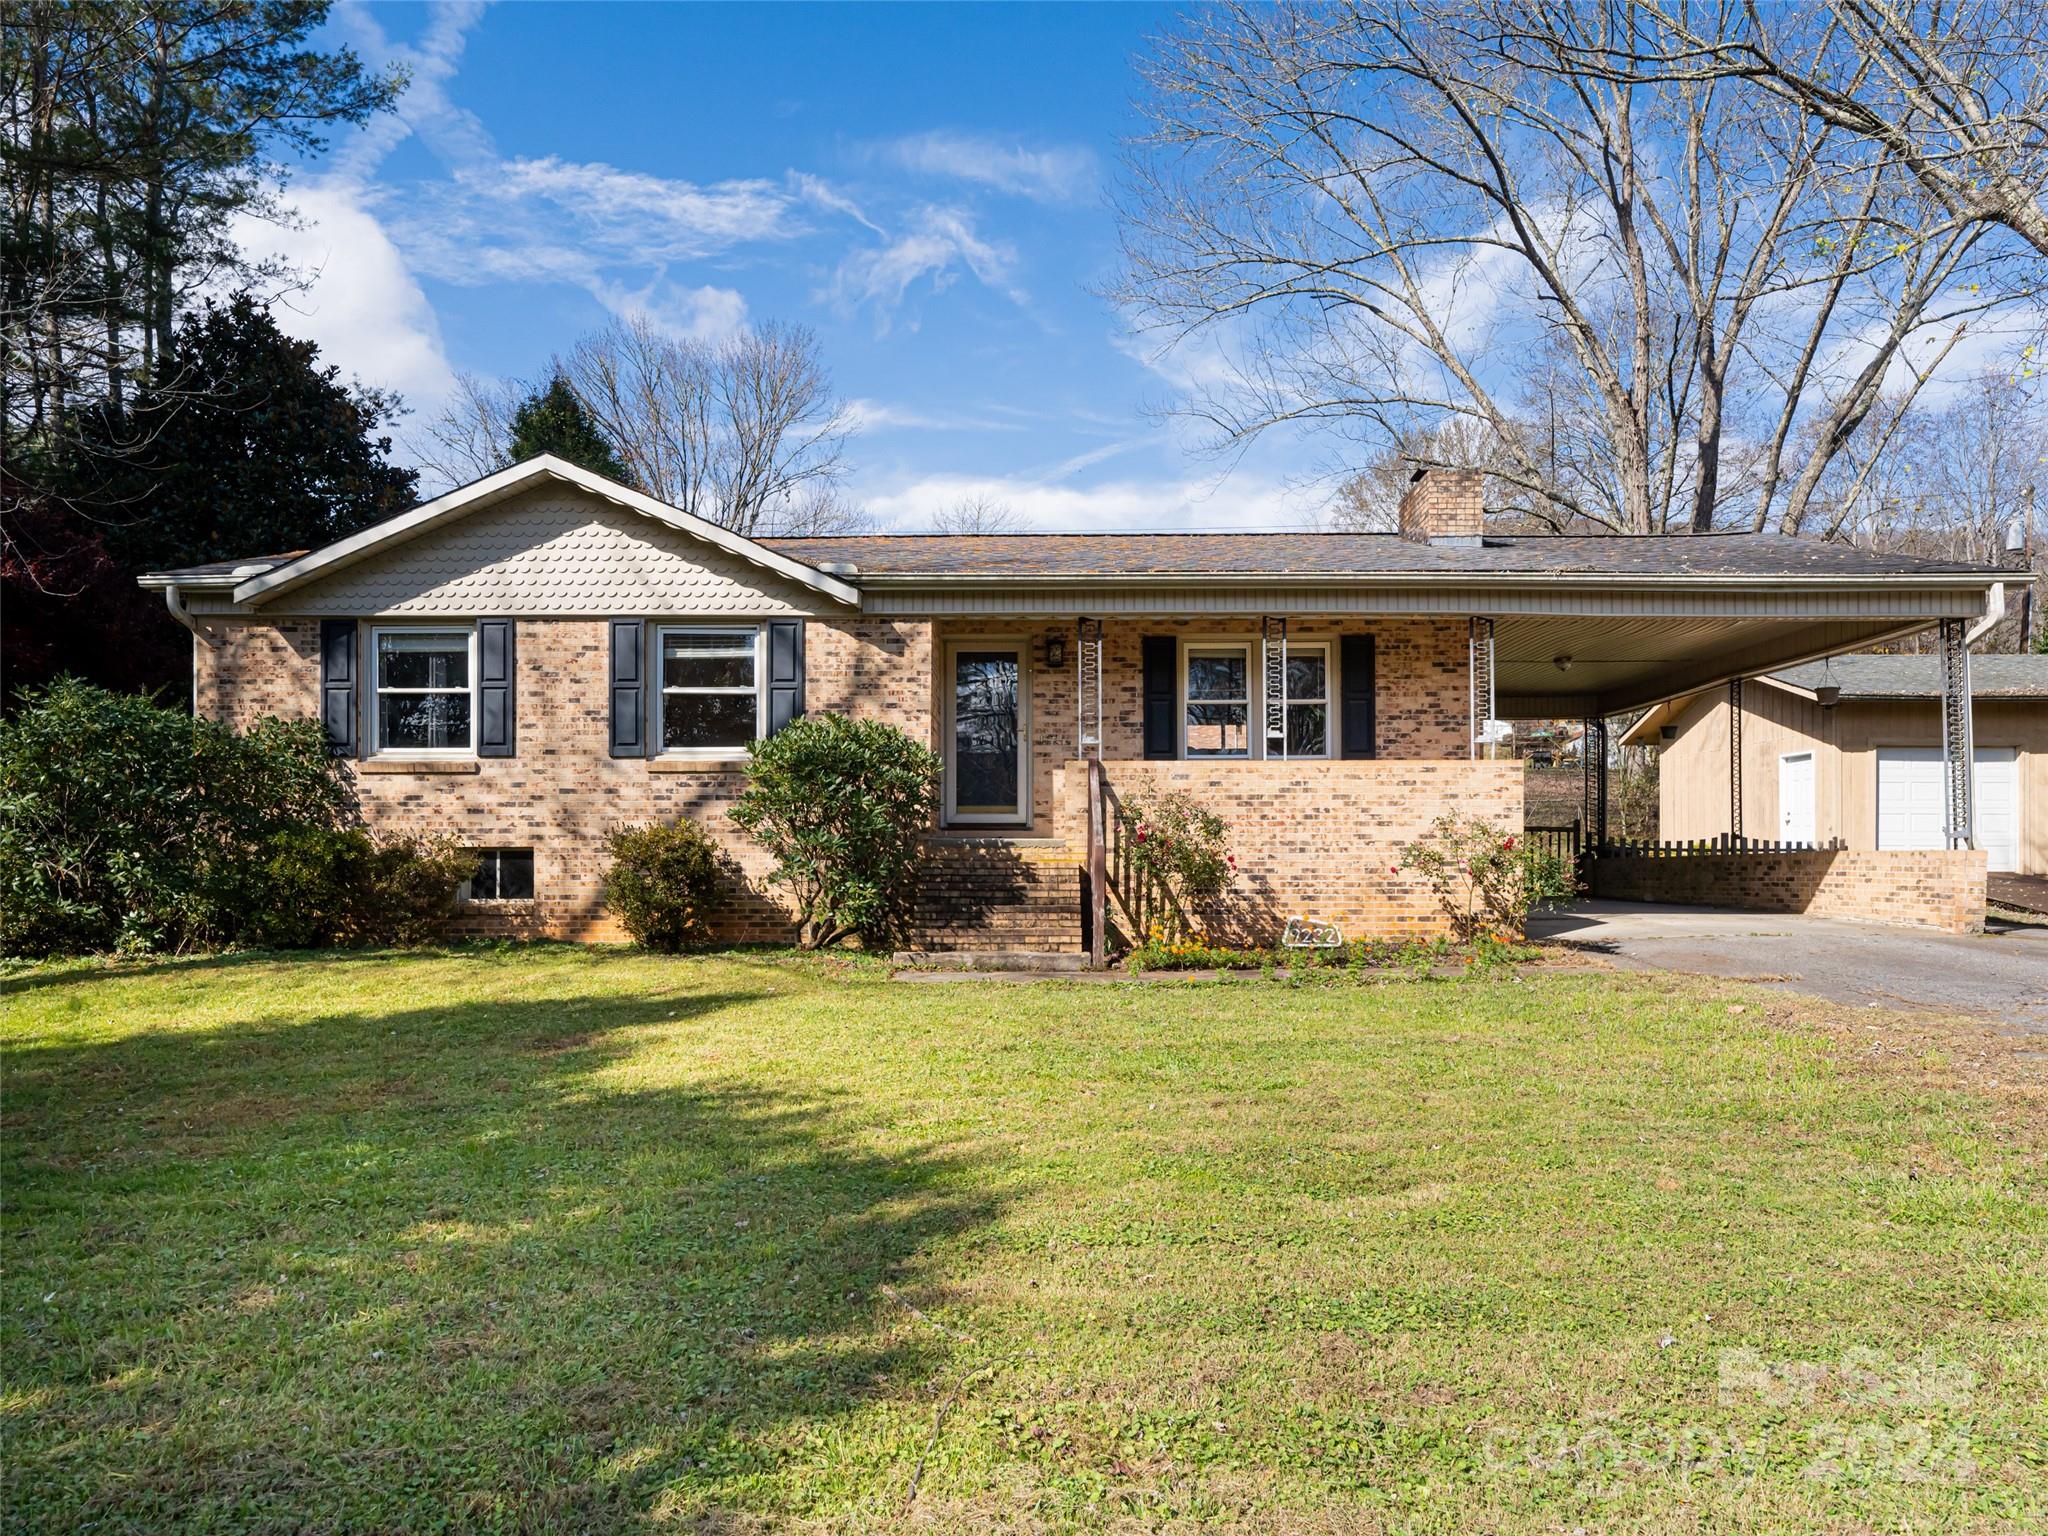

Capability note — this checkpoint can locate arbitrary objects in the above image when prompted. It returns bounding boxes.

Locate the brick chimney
[1397,466,1485,546]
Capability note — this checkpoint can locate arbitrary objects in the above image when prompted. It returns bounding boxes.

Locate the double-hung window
[373,627,475,754]
[1283,645,1331,757]
[659,626,761,753]
[1184,645,1251,757]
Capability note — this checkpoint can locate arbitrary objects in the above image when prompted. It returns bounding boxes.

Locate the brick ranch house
[139,456,2019,951]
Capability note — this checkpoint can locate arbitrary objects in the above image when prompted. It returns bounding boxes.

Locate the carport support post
[1938,618,1976,849]
[1728,677,1744,844]
[1582,716,1609,851]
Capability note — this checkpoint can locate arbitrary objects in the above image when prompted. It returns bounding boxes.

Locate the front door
[1778,751,1815,845]
[944,643,1029,826]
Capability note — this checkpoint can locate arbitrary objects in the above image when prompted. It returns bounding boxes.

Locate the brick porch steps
[906,837,1086,954]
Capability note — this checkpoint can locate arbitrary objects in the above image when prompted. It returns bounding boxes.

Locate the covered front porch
[906,571,2002,956]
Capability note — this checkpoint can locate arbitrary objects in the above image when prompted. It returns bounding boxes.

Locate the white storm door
[944,644,1028,826]
[1778,752,1815,846]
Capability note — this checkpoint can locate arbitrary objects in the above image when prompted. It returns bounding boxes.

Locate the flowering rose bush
[1393,815,1577,941]
[1121,789,1233,935]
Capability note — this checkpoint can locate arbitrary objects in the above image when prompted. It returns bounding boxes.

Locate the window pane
[1187,653,1247,701]
[379,692,471,750]
[465,849,535,901]
[1285,653,1326,702]
[664,653,755,690]
[378,632,468,689]
[953,651,1020,815]
[663,692,757,749]
[1186,702,1248,755]
[1287,702,1328,757]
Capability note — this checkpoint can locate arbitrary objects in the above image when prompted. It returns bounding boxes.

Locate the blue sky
[246,1,1310,530]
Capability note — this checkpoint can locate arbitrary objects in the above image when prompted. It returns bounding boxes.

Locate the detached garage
[1629,654,2048,877]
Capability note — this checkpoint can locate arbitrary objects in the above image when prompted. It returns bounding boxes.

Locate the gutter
[848,569,2012,591]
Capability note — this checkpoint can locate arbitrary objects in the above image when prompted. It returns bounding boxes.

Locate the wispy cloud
[586,276,750,341]
[828,205,1025,327]
[879,130,1097,203]
[862,469,1304,533]
[845,399,1026,432]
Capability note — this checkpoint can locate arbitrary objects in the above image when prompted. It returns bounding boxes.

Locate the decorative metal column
[1582,716,1609,850]
[1468,617,1496,760]
[1728,677,1744,843]
[1937,618,1975,847]
[1076,617,1103,759]
[1262,615,1288,758]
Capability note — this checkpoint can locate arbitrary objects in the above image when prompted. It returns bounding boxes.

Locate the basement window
[461,848,535,902]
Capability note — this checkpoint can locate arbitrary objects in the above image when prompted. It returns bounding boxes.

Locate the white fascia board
[232,456,861,608]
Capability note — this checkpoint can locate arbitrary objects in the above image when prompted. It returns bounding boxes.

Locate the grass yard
[3,949,2044,1532]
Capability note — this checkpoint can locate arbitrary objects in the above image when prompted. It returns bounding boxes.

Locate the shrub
[0,680,347,955]
[1120,789,1234,936]
[261,828,478,948]
[1394,815,1574,942]
[602,820,727,951]
[729,712,942,949]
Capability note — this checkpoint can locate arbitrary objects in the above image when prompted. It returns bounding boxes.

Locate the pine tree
[506,375,631,483]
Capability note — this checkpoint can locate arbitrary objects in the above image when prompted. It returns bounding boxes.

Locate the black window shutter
[1141,635,1177,759]
[477,619,516,757]
[320,619,358,758]
[765,620,805,735]
[1339,633,1377,759]
[609,619,645,758]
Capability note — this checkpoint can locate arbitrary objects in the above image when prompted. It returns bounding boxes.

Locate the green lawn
[3,949,2043,1532]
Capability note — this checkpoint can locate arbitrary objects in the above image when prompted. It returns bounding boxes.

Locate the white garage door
[1876,746,2019,872]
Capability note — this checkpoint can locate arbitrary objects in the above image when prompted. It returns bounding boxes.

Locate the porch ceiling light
[1552,653,1574,673]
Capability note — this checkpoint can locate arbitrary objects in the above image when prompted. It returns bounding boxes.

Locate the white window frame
[655,623,764,759]
[1181,641,1254,760]
[369,623,477,757]
[1281,641,1333,760]
[459,848,536,903]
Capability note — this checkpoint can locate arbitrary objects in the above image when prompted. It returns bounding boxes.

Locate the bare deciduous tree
[930,494,1026,534]
[418,371,520,490]
[1115,0,2038,533]
[557,316,858,537]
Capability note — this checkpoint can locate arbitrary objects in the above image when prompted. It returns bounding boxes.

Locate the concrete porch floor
[1529,900,2048,1031]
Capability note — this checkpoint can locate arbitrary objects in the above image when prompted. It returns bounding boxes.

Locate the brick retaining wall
[1588,848,1988,934]
[1062,758,1524,943]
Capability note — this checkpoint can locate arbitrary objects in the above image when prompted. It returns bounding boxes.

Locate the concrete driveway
[1529,901,2048,1030]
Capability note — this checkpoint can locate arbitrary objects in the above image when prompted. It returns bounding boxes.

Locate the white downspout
[1964,581,2005,646]
[162,584,220,715]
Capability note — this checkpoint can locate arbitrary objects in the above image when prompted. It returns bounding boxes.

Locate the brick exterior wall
[1397,468,1485,543]
[1589,848,1988,934]
[196,617,934,943]
[196,612,1481,945]
[1056,758,1524,943]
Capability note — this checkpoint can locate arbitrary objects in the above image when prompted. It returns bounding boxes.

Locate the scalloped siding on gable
[266,488,828,617]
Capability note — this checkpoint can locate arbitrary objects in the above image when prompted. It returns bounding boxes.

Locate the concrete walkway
[1529,900,2048,1030]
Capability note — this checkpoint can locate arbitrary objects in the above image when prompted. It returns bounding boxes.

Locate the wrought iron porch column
[1938,618,1976,848]
[1262,616,1288,758]
[1076,617,1102,760]
[1468,617,1496,760]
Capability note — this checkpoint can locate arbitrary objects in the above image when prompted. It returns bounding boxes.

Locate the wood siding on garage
[1655,687,2048,875]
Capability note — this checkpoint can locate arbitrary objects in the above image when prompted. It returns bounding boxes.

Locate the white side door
[1877,747,1945,850]
[1974,747,2019,873]
[1778,752,1815,845]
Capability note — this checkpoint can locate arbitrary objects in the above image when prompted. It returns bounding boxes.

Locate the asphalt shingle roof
[761,530,1999,579]
[1770,654,2048,700]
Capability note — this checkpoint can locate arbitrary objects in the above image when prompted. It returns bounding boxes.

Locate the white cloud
[861,470,1303,532]
[828,206,1025,325]
[881,131,1097,203]
[844,399,1026,432]
[587,276,749,341]
[234,182,457,414]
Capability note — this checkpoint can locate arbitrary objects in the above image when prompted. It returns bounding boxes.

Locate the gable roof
[206,457,860,608]
[763,530,2002,581]
[1767,653,2048,700]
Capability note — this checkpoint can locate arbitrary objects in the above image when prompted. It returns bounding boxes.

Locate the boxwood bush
[602,820,727,951]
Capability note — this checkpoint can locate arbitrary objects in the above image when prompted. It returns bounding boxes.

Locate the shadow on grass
[5,977,1006,1528]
